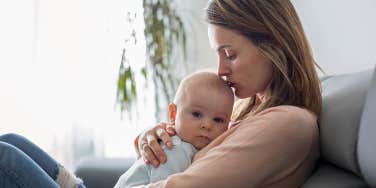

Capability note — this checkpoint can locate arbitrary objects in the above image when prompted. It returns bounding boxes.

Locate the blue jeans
[0,133,86,188]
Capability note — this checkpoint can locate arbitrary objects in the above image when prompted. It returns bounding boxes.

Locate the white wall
[175,0,217,73]
[292,0,376,75]
[179,0,376,75]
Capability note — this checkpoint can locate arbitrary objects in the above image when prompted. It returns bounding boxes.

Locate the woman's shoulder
[238,105,318,143]
[254,105,317,125]
[258,105,317,124]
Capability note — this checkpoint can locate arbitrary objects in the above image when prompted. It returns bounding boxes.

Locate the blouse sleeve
[131,106,318,188]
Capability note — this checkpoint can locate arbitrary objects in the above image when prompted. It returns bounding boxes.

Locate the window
[0,0,154,170]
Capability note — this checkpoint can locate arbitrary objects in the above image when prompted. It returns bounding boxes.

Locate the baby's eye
[213,117,224,124]
[192,111,202,118]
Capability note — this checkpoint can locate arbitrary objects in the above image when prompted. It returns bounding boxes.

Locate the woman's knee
[0,142,29,177]
[0,133,32,148]
[0,142,58,187]
[0,141,24,161]
[0,133,24,143]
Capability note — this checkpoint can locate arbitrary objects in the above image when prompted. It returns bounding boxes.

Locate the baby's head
[169,71,234,149]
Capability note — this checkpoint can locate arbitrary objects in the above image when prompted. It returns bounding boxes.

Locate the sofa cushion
[357,67,376,187]
[320,69,373,175]
[75,157,136,188]
[302,162,369,188]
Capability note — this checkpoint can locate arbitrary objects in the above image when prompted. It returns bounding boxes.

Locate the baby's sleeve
[114,159,150,188]
[149,136,197,182]
[115,136,197,188]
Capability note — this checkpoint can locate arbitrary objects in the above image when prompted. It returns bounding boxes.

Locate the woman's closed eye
[225,54,236,61]
[224,49,236,60]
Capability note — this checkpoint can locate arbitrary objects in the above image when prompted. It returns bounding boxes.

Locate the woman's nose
[217,59,230,77]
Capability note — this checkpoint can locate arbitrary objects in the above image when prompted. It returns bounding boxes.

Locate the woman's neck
[255,90,270,106]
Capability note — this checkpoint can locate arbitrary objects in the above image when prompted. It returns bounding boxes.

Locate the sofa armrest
[75,157,136,188]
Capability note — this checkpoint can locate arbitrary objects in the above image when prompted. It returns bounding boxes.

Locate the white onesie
[114,136,197,188]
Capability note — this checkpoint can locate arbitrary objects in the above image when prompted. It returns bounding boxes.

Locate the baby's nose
[200,120,214,131]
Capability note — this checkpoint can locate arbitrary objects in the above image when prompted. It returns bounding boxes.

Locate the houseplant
[117,0,187,119]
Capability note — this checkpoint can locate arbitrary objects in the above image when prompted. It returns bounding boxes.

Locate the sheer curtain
[0,0,155,170]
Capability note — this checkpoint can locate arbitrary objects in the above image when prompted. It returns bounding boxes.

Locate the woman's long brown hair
[206,0,322,121]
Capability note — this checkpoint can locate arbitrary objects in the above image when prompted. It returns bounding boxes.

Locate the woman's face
[208,25,273,98]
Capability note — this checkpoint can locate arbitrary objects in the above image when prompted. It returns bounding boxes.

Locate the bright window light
[0,0,154,169]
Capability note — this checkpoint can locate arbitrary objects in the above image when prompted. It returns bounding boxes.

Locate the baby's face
[174,84,233,149]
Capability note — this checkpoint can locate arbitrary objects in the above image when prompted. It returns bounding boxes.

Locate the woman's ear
[168,103,177,124]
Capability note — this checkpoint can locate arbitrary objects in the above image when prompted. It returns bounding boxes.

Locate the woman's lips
[229,82,237,89]
[226,80,235,88]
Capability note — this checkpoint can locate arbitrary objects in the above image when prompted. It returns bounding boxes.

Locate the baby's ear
[168,103,177,123]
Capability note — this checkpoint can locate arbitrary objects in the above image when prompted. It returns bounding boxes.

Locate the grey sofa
[75,68,376,188]
[301,68,376,188]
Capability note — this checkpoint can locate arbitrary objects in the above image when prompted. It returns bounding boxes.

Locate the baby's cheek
[176,127,192,143]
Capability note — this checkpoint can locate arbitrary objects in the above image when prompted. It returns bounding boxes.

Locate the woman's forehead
[208,25,245,50]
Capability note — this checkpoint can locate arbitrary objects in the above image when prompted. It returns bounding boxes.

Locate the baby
[114,71,234,187]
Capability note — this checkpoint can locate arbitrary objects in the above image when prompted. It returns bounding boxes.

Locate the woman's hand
[136,122,176,167]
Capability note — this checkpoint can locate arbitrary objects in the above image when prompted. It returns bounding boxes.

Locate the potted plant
[116,0,187,120]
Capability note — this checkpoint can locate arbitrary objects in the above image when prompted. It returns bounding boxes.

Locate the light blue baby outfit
[114,136,198,188]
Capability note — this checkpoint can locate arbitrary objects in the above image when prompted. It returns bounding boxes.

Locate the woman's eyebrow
[216,45,232,52]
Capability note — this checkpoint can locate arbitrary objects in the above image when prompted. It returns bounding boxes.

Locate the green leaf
[116,0,188,118]
[141,67,147,79]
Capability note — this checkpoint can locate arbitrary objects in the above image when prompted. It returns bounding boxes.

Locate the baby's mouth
[198,135,211,141]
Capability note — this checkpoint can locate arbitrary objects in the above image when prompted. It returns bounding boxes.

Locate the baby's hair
[173,71,234,106]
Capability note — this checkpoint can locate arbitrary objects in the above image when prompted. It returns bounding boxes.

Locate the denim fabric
[0,142,59,188]
[0,133,60,179]
[0,133,87,188]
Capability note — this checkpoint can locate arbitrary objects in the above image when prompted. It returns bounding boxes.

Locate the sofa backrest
[320,69,372,175]
[303,67,375,188]
[357,67,376,187]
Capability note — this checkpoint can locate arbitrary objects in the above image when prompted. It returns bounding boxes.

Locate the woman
[135,0,321,187]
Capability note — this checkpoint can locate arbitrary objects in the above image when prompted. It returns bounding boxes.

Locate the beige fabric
[132,105,319,188]
[56,165,82,188]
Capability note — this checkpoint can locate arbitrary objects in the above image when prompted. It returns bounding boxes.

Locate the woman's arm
[132,106,319,188]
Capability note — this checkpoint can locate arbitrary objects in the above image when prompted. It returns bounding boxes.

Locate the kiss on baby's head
[168,71,234,149]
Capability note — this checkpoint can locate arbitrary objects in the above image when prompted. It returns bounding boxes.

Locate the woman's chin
[235,89,255,99]
[234,89,247,98]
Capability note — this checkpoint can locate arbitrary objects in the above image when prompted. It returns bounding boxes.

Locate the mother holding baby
[0,0,321,187]
[135,0,321,187]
